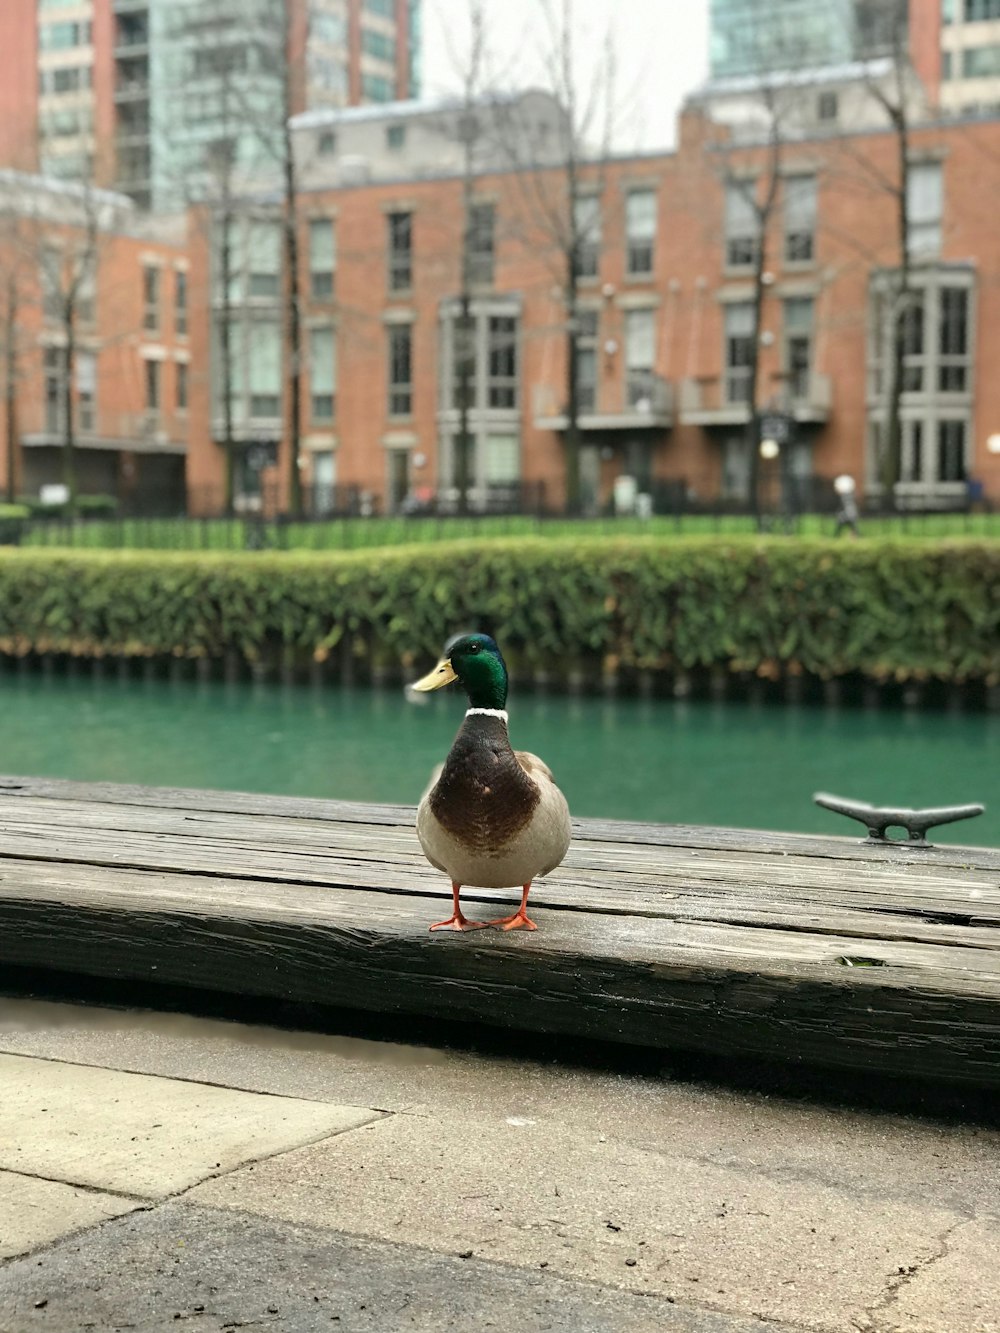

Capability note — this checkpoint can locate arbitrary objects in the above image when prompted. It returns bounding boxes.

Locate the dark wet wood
[0,775,999,1087]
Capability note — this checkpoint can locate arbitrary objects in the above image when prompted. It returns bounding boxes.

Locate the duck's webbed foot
[488,884,538,931]
[429,883,488,932]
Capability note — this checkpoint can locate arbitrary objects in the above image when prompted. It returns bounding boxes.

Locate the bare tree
[494,0,616,514]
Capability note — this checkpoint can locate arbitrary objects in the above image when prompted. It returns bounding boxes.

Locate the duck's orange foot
[429,913,489,932]
[489,911,538,932]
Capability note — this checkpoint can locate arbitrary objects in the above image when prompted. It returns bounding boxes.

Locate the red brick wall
[0,0,39,173]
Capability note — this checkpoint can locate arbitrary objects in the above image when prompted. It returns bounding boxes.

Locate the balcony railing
[680,372,832,426]
[533,373,674,431]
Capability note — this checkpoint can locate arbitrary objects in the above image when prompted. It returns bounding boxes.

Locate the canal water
[1,673,997,845]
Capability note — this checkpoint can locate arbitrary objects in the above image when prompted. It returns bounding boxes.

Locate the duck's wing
[513,750,556,784]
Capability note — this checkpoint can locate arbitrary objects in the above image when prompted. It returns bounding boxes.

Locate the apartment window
[363,29,396,62]
[625,190,657,276]
[249,322,282,418]
[365,0,396,15]
[39,20,92,51]
[939,287,969,391]
[143,265,160,333]
[576,309,599,413]
[724,303,755,403]
[817,91,839,122]
[175,271,188,337]
[310,326,337,422]
[942,51,954,80]
[899,295,927,391]
[573,195,601,280]
[44,348,64,433]
[145,359,160,413]
[42,250,62,322]
[309,218,336,300]
[451,313,475,410]
[40,66,91,95]
[387,212,412,293]
[784,175,817,264]
[963,44,1000,78]
[312,12,346,43]
[388,325,413,416]
[965,0,1000,18]
[907,163,943,258]
[468,203,495,286]
[386,124,406,151]
[77,261,96,326]
[76,352,96,431]
[484,435,521,489]
[318,130,337,156]
[176,362,189,412]
[784,298,814,399]
[725,181,760,268]
[487,316,518,409]
[937,421,967,482]
[248,222,281,299]
[363,73,394,102]
[313,450,337,515]
[624,309,656,408]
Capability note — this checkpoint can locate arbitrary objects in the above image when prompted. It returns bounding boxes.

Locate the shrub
[0,539,997,684]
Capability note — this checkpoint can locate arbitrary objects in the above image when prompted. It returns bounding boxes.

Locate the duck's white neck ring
[466,707,509,724]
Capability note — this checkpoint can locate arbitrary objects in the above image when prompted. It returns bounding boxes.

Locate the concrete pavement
[1,998,999,1332]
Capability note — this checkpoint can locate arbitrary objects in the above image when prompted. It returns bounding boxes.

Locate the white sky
[421,0,711,153]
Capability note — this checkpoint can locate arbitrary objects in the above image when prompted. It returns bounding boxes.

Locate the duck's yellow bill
[409,657,457,692]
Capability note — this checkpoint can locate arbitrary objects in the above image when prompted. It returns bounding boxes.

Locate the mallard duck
[409,633,571,933]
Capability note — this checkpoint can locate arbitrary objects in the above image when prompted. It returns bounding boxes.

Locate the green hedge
[0,539,998,684]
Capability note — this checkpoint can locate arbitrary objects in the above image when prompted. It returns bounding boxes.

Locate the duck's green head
[410,632,508,710]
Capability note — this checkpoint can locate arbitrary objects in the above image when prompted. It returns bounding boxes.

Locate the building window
[77,351,96,431]
[962,44,1000,78]
[309,218,336,300]
[175,270,188,337]
[725,181,760,268]
[248,221,282,299]
[907,163,943,258]
[937,421,967,482]
[387,211,412,293]
[487,316,518,409]
[388,325,413,416]
[176,361,188,412]
[318,130,337,155]
[468,202,495,286]
[363,73,394,102]
[783,297,814,399]
[573,195,602,280]
[724,302,755,403]
[624,309,656,408]
[942,51,954,80]
[310,326,337,422]
[817,91,839,122]
[965,0,1000,16]
[312,450,337,515]
[145,359,160,413]
[363,28,396,61]
[484,435,521,490]
[386,123,406,151]
[576,309,599,413]
[899,294,927,391]
[44,348,64,432]
[784,175,816,264]
[248,322,282,418]
[625,190,656,276]
[39,20,92,51]
[143,265,160,333]
[939,287,969,391]
[365,0,395,15]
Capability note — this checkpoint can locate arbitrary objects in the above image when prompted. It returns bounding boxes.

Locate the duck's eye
[468,643,480,654]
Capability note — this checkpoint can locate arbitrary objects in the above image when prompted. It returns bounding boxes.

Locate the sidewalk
[1,999,999,1333]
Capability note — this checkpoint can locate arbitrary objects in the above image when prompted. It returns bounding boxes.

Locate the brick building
[0,0,421,210]
[0,172,189,510]
[183,96,1000,516]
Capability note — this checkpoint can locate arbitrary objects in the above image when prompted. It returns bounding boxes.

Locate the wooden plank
[2,775,997,869]
[1,776,999,1088]
[2,858,1000,1088]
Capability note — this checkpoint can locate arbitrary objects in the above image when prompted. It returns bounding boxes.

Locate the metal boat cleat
[814,792,985,847]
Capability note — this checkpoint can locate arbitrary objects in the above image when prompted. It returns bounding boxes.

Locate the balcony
[533,373,674,432]
[680,372,832,427]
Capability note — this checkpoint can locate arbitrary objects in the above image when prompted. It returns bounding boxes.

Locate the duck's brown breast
[429,715,540,853]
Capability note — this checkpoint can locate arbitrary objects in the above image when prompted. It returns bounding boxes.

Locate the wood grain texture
[1,776,999,1087]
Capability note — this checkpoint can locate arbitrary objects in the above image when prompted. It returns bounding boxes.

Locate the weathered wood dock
[1,775,999,1088]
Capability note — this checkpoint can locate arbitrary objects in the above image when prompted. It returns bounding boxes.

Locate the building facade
[941,0,1000,115]
[0,173,189,510]
[180,99,1000,518]
[0,0,422,211]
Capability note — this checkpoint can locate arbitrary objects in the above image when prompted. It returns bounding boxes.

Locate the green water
[1,673,997,845]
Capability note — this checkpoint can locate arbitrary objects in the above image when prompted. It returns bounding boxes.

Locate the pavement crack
[855,1216,969,1332]
[0,1166,149,1203]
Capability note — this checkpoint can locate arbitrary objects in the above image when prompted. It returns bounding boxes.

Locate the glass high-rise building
[708,0,904,80]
